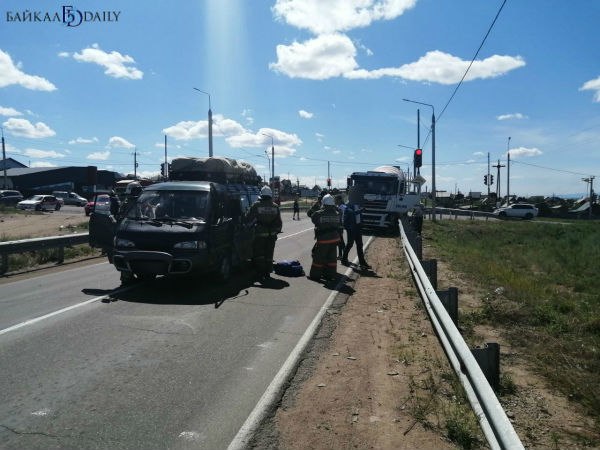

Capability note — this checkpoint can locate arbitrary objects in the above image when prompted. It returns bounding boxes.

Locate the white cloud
[298,109,314,118]
[315,132,324,137]
[344,50,525,84]
[163,115,246,140]
[255,164,267,169]
[108,136,135,148]
[154,142,165,148]
[242,109,254,125]
[507,146,543,158]
[272,0,416,34]
[0,106,22,116]
[355,39,374,56]
[270,33,358,80]
[332,150,341,154]
[473,151,485,156]
[0,49,57,91]
[395,156,410,162]
[87,151,111,160]
[2,118,56,138]
[136,170,161,179]
[324,146,331,150]
[68,136,98,144]
[30,161,57,168]
[580,76,600,102]
[23,148,66,159]
[497,113,527,120]
[72,44,143,80]
[58,51,70,58]
[226,127,302,157]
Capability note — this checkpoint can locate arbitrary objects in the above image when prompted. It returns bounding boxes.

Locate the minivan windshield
[127,190,208,221]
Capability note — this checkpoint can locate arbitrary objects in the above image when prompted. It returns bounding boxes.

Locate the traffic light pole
[487,152,490,199]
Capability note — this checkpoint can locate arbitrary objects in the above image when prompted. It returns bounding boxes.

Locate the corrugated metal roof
[4,166,69,176]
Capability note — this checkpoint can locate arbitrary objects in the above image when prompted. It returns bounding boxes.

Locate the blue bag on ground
[273,260,305,277]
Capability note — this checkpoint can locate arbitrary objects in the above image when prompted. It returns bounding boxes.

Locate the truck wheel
[216,253,232,283]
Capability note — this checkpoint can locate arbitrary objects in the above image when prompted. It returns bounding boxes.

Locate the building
[4,166,121,198]
[0,157,27,170]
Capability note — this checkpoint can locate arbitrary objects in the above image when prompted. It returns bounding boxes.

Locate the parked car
[52,191,88,206]
[493,203,538,219]
[0,190,24,206]
[85,194,110,216]
[17,195,62,211]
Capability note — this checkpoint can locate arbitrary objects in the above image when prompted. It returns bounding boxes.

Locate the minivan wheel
[524,213,533,220]
[35,204,42,211]
[499,211,506,219]
[55,203,61,211]
[120,271,136,285]
[216,253,232,283]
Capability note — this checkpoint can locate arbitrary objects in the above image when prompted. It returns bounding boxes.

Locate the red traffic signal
[327,178,331,187]
[414,148,423,168]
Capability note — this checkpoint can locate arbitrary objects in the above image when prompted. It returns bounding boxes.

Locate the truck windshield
[354,179,396,195]
[127,190,208,221]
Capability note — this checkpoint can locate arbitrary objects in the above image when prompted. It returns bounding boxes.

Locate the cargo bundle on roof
[169,156,260,185]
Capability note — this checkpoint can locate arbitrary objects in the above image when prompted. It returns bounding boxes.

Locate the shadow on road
[94,268,291,308]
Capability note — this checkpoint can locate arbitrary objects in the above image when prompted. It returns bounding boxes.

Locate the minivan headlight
[173,240,206,250]
[115,238,135,248]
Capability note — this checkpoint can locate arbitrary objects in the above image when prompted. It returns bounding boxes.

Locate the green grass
[425,220,600,420]
[0,205,42,215]
[5,244,99,272]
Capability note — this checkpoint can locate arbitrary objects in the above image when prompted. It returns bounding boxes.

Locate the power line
[420,0,509,148]
[511,160,595,177]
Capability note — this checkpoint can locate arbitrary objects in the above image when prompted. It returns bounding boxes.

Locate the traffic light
[484,175,488,185]
[414,148,423,168]
[327,178,331,187]
[490,175,494,185]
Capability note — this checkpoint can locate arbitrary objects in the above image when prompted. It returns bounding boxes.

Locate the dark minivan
[89,180,260,284]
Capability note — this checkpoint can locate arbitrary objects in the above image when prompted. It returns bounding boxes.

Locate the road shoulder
[251,237,473,450]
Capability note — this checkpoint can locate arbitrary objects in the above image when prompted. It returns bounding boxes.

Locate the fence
[0,233,89,274]
[400,219,524,450]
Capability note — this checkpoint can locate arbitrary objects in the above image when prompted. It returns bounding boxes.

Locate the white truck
[347,165,421,232]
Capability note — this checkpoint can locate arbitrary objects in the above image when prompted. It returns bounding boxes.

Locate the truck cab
[347,165,421,232]
[89,180,260,283]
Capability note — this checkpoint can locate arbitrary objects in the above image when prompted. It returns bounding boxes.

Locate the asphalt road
[0,212,362,450]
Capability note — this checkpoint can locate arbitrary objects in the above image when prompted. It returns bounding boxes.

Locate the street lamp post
[506,136,511,205]
[261,133,275,188]
[403,99,436,220]
[193,88,213,157]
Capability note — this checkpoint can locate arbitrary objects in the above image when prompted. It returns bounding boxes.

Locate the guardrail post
[471,343,500,391]
[436,287,458,325]
[421,259,437,290]
[57,246,65,264]
[1,254,8,274]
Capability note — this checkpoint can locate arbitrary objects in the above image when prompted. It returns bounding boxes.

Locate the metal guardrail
[400,220,524,450]
[425,207,496,220]
[0,232,89,274]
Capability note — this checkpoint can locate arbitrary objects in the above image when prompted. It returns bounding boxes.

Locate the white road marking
[278,228,313,240]
[178,431,206,442]
[31,408,51,416]
[0,285,136,337]
[227,236,375,450]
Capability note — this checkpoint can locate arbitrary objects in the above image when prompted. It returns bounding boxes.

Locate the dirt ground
[252,237,481,450]
[0,210,88,240]
[423,241,600,449]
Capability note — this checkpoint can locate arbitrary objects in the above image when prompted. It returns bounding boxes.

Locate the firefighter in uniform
[309,194,341,281]
[307,190,328,218]
[247,186,282,279]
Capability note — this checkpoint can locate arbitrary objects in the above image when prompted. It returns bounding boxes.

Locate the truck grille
[363,199,388,211]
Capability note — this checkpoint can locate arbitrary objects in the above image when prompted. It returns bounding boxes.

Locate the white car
[17,195,62,211]
[493,203,538,220]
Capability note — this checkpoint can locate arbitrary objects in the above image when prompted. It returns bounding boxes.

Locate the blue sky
[1,0,599,196]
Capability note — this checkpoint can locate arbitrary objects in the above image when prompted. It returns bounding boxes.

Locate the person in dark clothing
[309,194,341,281]
[292,196,300,220]
[246,186,283,279]
[412,204,424,235]
[341,200,371,269]
[334,194,346,259]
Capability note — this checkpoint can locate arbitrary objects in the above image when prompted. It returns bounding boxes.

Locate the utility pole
[582,176,595,218]
[133,148,138,179]
[416,109,420,178]
[327,160,330,189]
[507,136,511,205]
[431,110,436,219]
[164,134,168,180]
[1,127,7,189]
[493,159,505,203]
[487,152,490,199]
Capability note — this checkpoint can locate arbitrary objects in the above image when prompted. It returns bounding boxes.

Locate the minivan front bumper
[113,250,199,275]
